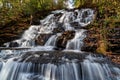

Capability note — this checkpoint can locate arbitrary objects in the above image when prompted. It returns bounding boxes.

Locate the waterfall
[3,8,94,50]
[0,8,120,80]
[0,62,3,71]
[66,29,86,51]
[45,35,57,46]
[64,0,75,9]
[45,33,61,47]
[0,53,120,80]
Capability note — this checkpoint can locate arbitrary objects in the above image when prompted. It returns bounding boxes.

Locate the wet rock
[0,33,20,46]
[35,34,52,45]
[12,51,109,69]
[81,44,97,52]
[9,41,19,47]
[27,75,42,80]
[108,54,120,64]
[83,25,120,55]
[70,22,80,29]
[82,10,89,18]
[107,27,120,53]
[31,19,41,25]
[82,29,99,52]
[17,51,105,63]
[53,24,64,33]
[109,45,120,53]
[56,30,75,49]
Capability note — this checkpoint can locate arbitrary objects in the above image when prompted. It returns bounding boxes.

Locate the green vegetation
[0,0,65,27]
[1,0,119,27]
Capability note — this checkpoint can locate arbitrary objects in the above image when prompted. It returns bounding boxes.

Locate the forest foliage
[0,0,120,26]
[0,0,65,26]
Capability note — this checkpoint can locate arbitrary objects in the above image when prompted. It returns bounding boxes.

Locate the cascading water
[4,8,94,49]
[0,52,120,80]
[0,7,120,80]
[45,33,61,46]
[66,29,86,51]
[64,0,75,9]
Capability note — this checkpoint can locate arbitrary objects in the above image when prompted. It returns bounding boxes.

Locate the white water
[54,0,75,9]
[0,55,119,80]
[4,8,94,50]
[0,8,120,80]
[45,33,61,46]
[64,0,75,9]
[66,29,86,50]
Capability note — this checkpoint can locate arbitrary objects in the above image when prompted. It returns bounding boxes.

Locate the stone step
[109,28,120,32]
[115,50,120,53]
[107,34,120,39]
[108,33,120,36]
[111,53,120,55]
[109,42,120,44]
[109,46,120,52]
[108,54,120,64]
[0,47,30,50]
[106,19,120,23]
[84,37,98,43]
[108,39,120,44]
[109,44,119,47]
[108,32,120,35]
[113,28,120,30]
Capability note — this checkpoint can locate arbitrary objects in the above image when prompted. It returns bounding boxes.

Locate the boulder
[30,18,41,25]
[81,29,99,52]
[35,34,52,45]
[56,30,75,49]
[9,41,19,47]
[53,24,64,34]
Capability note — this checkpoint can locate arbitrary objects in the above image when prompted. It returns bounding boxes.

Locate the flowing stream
[0,3,120,80]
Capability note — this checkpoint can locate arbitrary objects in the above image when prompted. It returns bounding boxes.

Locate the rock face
[107,27,120,54]
[16,51,104,63]
[35,34,53,46]
[82,26,120,55]
[108,54,120,64]
[17,51,87,63]
[53,25,64,34]
[81,28,99,52]
[56,30,75,49]
[9,41,19,47]
[30,18,41,25]
[0,20,30,46]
